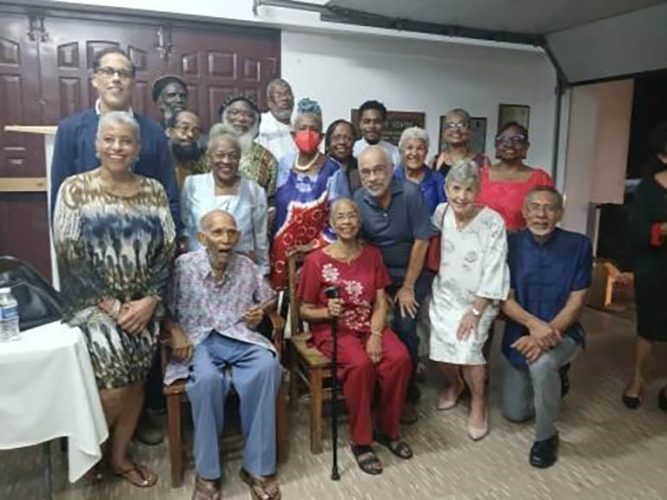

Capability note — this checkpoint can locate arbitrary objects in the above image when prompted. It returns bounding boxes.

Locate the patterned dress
[269,158,339,289]
[240,142,278,198]
[53,171,175,389]
[429,204,509,365]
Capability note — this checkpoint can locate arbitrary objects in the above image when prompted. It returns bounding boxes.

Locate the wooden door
[0,13,51,277]
[167,24,280,130]
[0,7,281,280]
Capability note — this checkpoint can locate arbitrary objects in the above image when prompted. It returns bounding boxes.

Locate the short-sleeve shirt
[354,178,434,282]
[298,245,391,341]
[165,250,277,384]
[503,228,593,368]
[394,165,447,215]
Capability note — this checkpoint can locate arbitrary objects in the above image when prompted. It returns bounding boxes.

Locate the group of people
[47,46,667,500]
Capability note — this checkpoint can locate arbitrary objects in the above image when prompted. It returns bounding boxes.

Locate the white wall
[562,80,634,236]
[282,31,557,168]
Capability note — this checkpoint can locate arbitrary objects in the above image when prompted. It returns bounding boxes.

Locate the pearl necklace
[294,152,320,172]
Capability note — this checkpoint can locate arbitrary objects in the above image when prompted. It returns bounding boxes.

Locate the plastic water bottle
[0,287,20,342]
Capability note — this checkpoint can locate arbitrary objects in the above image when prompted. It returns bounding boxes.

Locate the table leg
[42,441,52,500]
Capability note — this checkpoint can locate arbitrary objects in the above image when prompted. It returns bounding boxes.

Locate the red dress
[477,166,554,231]
[298,244,411,445]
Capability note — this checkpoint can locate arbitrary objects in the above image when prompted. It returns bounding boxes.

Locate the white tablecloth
[0,321,108,482]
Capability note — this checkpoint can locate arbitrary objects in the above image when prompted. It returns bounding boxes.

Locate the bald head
[358,145,393,198]
[199,209,236,232]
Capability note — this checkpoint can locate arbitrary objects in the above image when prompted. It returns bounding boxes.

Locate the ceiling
[326,0,666,35]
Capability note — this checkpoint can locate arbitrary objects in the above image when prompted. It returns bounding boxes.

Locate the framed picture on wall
[438,116,487,154]
[351,109,425,146]
[498,104,530,131]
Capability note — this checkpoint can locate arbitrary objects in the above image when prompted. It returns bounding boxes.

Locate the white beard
[223,118,259,154]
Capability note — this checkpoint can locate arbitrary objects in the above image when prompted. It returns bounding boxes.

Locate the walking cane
[324,286,341,481]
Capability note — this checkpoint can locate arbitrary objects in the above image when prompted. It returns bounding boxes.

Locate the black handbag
[0,256,64,331]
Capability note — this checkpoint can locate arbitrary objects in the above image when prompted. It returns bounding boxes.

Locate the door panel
[168,26,280,130]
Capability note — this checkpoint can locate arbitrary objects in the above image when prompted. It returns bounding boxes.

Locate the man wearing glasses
[50,47,180,236]
[166,110,207,189]
[50,48,181,446]
[501,186,592,468]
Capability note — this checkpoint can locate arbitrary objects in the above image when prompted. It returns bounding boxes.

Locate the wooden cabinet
[0,6,280,278]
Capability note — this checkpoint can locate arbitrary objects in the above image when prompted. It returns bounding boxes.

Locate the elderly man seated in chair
[164,209,282,500]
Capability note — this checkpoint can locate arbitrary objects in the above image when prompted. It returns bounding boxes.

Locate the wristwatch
[471,306,482,317]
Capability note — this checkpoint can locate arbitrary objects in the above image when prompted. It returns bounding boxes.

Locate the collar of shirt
[395,165,435,187]
[95,98,134,116]
[193,250,241,288]
[524,227,562,248]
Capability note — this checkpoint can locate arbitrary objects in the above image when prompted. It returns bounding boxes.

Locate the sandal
[113,462,158,488]
[351,445,383,475]
[192,474,221,500]
[239,468,281,500]
[374,432,413,459]
[84,461,106,485]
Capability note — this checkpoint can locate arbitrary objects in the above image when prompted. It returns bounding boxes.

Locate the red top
[477,166,554,231]
[298,244,391,341]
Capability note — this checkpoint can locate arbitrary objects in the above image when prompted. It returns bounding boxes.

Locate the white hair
[207,124,241,155]
[398,126,429,152]
[445,159,480,189]
[96,111,140,142]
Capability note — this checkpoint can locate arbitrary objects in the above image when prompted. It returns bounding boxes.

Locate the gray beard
[223,119,258,154]
[272,108,292,122]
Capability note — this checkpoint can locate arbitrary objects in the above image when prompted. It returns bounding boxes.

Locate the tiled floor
[2,307,666,500]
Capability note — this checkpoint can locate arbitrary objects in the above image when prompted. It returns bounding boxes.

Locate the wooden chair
[286,254,338,454]
[162,313,288,488]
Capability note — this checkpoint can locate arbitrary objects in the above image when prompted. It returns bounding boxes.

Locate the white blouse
[181,173,269,275]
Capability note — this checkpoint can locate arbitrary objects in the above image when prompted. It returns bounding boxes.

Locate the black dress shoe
[559,364,571,398]
[659,389,667,411]
[529,434,559,468]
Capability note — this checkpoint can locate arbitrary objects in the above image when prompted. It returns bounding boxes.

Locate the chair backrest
[288,254,304,337]
[0,256,64,330]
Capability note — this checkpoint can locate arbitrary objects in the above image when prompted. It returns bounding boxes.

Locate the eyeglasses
[444,121,469,130]
[359,165,388,178]
[226,108,255,119]
[526,202,559,215]
[96,66,134,80]
[495,134,527,145]
[209,152,240,162]
[174,124,201,136]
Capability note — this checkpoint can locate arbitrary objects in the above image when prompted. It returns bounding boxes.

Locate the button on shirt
[165,250,277,384]
[354,178,434,282]
[503,228,593,369]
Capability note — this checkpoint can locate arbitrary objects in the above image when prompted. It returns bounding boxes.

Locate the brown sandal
[113,462,158,488]
[239,468,281,500]
[192,475,221,500]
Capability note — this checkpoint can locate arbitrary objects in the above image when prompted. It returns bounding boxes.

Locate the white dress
[429,203,510,365]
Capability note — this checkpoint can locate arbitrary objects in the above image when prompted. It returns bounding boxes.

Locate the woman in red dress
[298,198,413,475]
[477,121,554,232]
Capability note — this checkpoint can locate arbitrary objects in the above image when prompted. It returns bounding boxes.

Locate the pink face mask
[294,130,321,154]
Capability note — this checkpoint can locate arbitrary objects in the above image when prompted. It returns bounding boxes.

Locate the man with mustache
[501,186,592,468]
[152,74,188,128]
[166,110,208,189]
[257,78,297,163]
[353,145,434,424]
[218,96,278,198]
[164,209,282,500]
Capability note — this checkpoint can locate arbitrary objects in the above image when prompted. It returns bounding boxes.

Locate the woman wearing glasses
[433,108,490,177]
[477,122,554,232]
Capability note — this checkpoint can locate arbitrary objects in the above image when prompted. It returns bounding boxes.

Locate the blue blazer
[50,109,181,232]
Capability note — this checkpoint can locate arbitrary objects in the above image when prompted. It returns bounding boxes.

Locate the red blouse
[298,244,391,342]
[477,166,554,231]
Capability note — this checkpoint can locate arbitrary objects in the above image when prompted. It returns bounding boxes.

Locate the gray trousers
[502,336,580,441]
